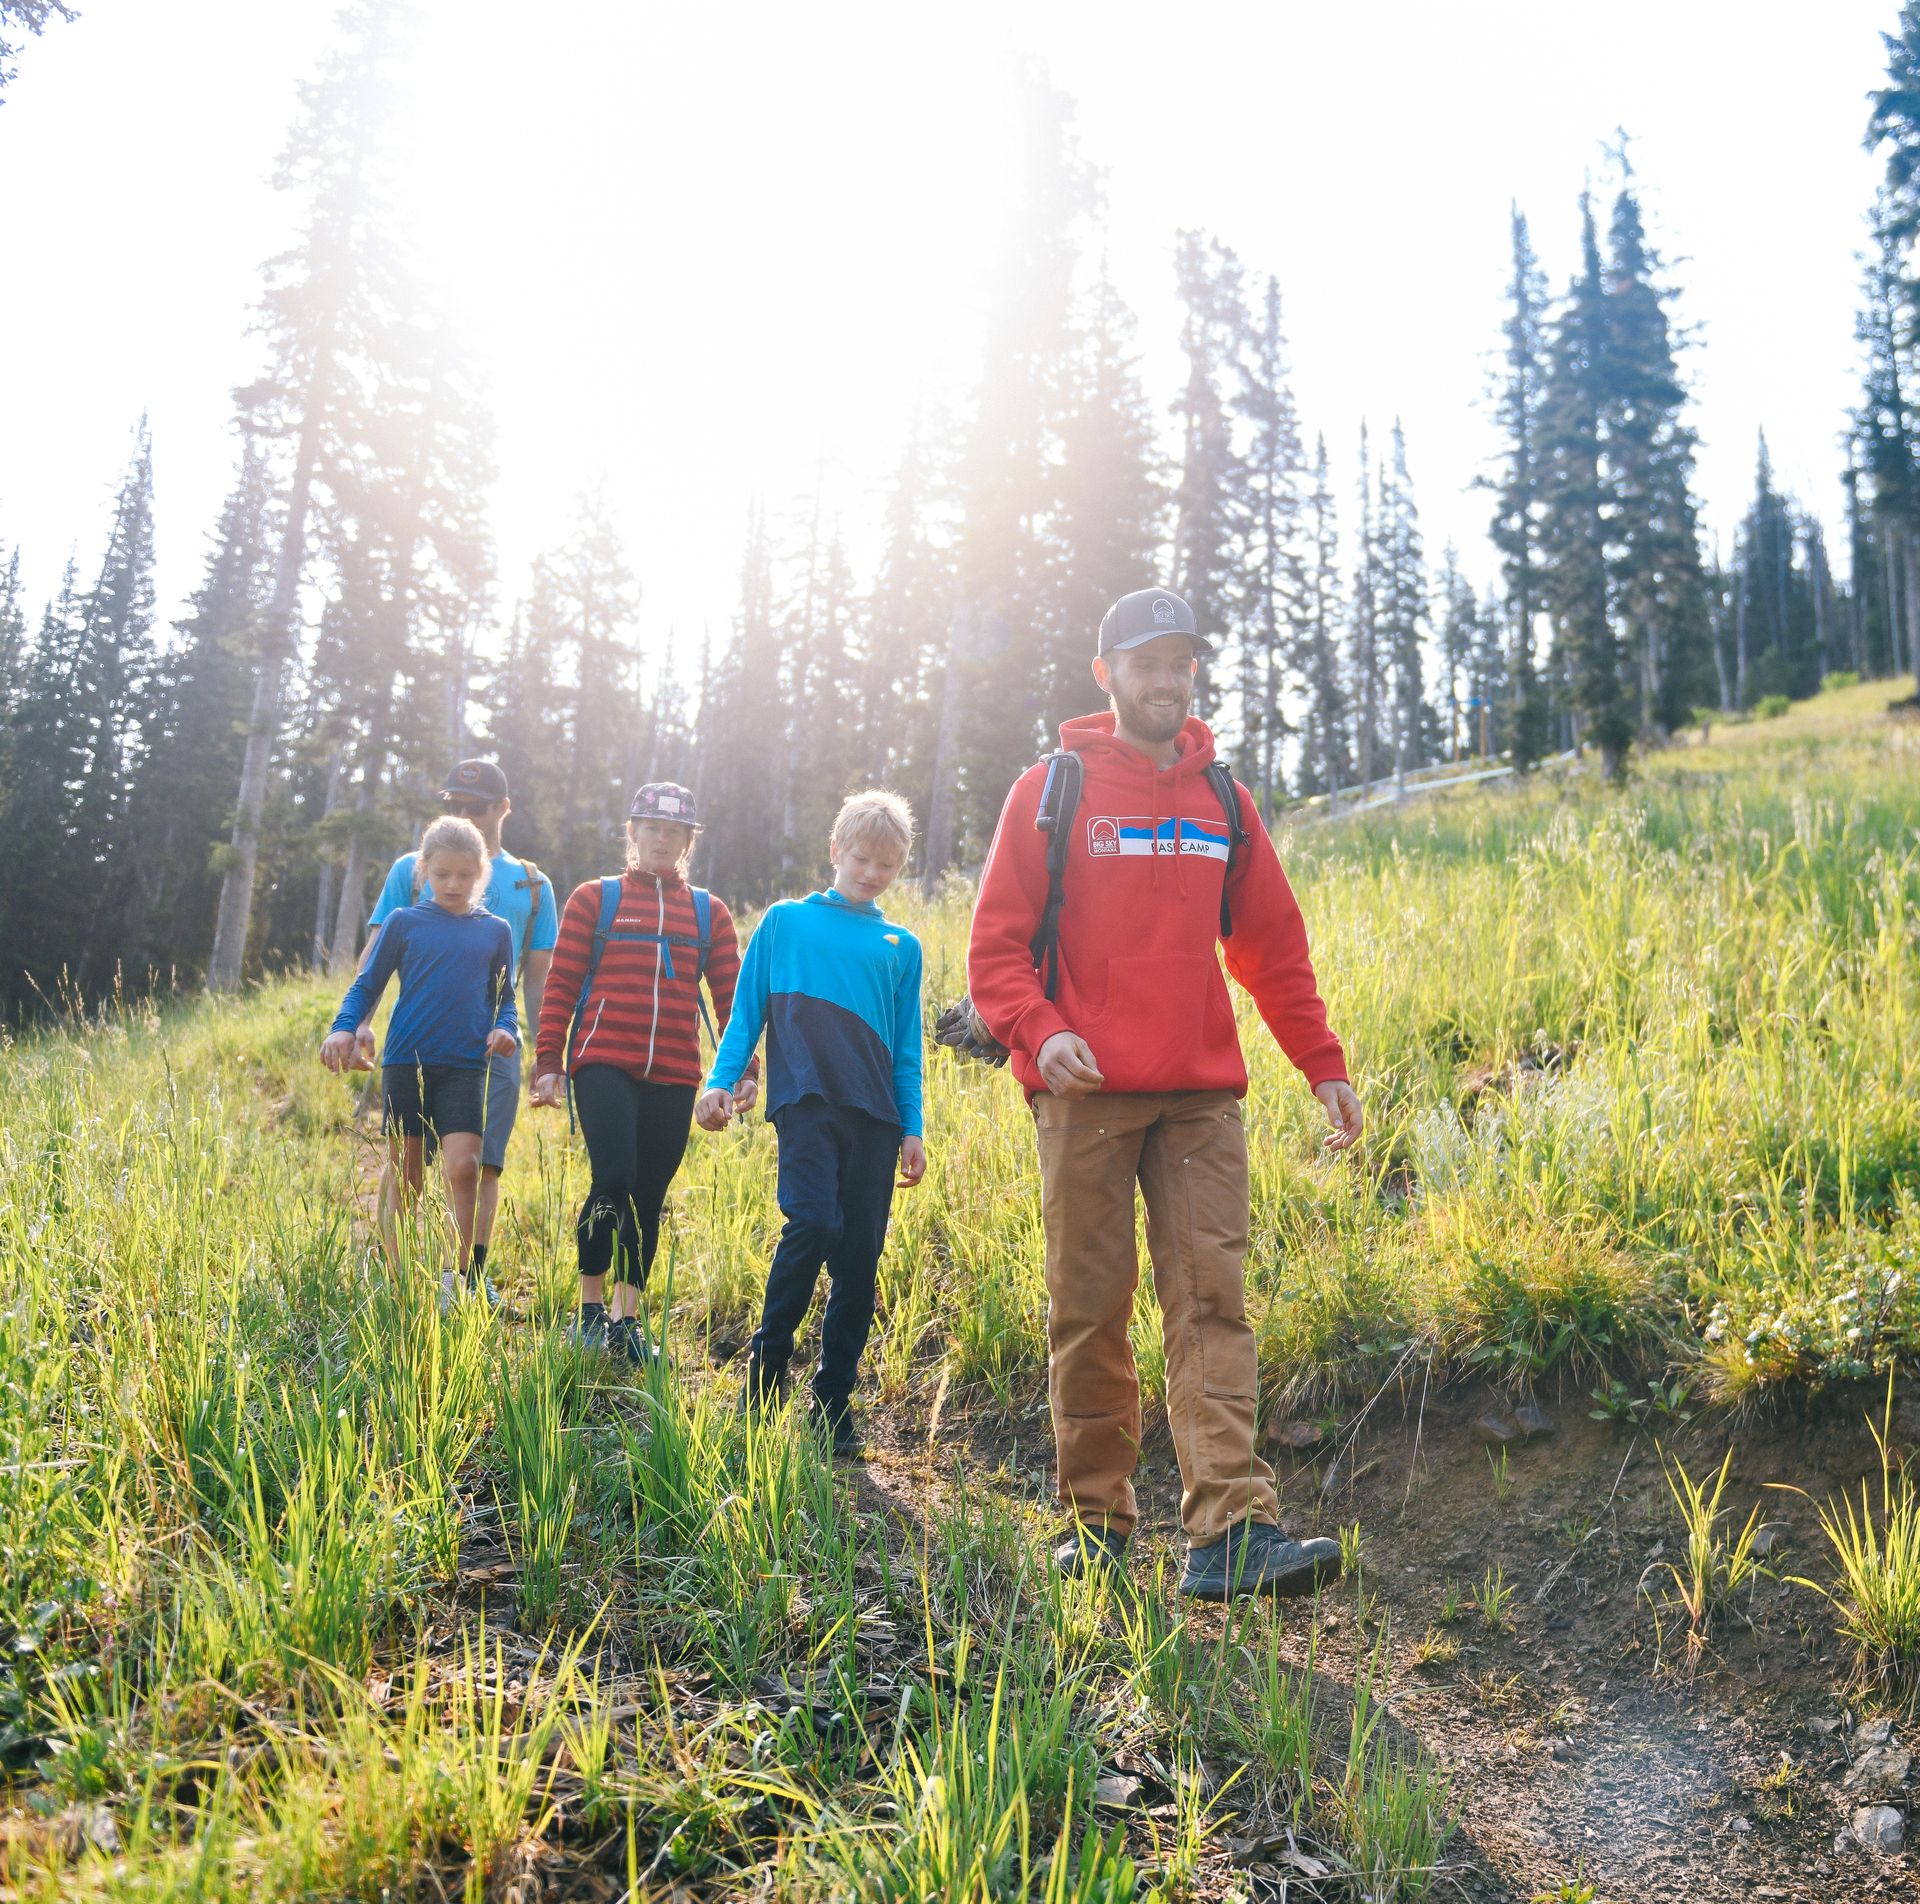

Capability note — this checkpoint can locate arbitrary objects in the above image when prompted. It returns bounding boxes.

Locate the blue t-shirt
[333,901,517,1070]
[370,849,558,979]
[706,888,924,1136]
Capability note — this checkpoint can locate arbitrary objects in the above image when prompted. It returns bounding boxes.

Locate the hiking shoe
[1053,1523,1130,1583]
[440,1270,503,1314]
[566,1310,609,1352]
[1180,1520,1343,1601]
[608,1318,668,1369]
[811,1393,864,1459]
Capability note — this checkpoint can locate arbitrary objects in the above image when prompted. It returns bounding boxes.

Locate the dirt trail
[847,1378,1920,1903]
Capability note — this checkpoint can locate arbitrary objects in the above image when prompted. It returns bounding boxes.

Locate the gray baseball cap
[1097,588,1213,657]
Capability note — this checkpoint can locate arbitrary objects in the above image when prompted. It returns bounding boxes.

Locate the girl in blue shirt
[323,816,517,1296]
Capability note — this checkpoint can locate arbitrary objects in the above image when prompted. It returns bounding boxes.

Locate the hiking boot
[1179,1519,1343,1601]
[811,1393,863,1459]
[1053,1523,1130,1583]
[739,1356,790,1417]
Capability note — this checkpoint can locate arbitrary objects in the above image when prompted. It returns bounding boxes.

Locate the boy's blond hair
[418,815,490,873]
[832,788,914,862]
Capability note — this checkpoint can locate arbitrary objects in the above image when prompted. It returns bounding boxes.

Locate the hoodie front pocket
[1082,954,1214,1074]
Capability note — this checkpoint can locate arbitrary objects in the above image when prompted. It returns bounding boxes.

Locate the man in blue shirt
[349,760,558,1296]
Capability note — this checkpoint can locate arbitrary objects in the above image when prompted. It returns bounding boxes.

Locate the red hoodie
[967,712,1347,1099]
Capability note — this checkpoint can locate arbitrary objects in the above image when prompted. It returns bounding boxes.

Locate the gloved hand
[933,997,1010,1068]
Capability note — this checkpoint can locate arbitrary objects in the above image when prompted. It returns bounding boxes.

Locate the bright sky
[0,0,1893,677]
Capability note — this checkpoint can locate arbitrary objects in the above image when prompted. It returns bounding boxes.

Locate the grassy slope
[1,681,1916,1899]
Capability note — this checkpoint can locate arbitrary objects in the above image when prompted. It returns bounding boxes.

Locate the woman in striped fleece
[530,783,756,1362]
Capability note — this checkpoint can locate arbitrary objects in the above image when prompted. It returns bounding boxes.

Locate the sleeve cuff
[1009,1002,1073,1070]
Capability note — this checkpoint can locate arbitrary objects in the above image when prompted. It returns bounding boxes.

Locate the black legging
[571,1066,697,1288]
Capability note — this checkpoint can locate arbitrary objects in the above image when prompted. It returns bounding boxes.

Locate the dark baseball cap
[440,759,509,802]
[628,781,700,827]
[1097,588,1213,657]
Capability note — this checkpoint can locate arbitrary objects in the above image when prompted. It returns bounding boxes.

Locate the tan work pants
[1035,1088,1279,1543]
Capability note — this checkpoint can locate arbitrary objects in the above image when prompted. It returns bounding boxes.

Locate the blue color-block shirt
[370,849,557,980]
[332,901,517,1071]
[706,888,924,1137]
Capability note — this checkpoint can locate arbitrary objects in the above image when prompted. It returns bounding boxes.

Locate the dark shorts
[478,1049,520,1171]
[381,1063,486,1149]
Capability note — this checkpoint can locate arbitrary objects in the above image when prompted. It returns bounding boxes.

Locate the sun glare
[390,4,1021,627]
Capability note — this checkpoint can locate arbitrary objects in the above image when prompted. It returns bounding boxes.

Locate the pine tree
[1436,547,1477,760]
[1729,435,1823,702]
[310,303,497,968]
[1349,423,1383,789]
[1227,274,1306,808]
[69,419,159,987]
[946,70,1088,864]
[487,598,565,867]
[1171,231,1247,723]
[0,1,74,98]
[1377,421,1428,792]
[699,501,786,902]
[1297,433,1347,799]
[1051,259,1166,734]
[0,427,162,1007]
[0,546,22,704]
[1854,197,1920,680]
[529,493,644,893]
[1539,196,1628,778]
[1486,205,1552,771]
[208,0,417,989]
[863,410,954,843]
[1869,3,1920,249]
[0,563,87,1012]
[120,442,273,982]
[1470,582,1509,757]
[1599,185,1712,735]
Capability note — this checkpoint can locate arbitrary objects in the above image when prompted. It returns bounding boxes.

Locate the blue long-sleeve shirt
[331,901,517,1070]
[706,888,923,1137]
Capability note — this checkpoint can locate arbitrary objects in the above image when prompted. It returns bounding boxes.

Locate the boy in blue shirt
[352,759,557,1298]
[697,790,926,1456]
[324,816,518,1295]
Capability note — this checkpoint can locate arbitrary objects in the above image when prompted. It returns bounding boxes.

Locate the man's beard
[1112,679,1191,743]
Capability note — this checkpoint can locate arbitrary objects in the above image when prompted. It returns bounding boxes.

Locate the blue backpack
[564,878,718,1119]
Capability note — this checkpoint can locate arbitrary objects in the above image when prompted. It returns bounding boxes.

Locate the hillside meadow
[4,679,1920,1901]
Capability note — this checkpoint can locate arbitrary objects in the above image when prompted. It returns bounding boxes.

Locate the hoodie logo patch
[1087,816,1231,861]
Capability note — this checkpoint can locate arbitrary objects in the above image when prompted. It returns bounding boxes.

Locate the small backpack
[1027,749,1248,1002]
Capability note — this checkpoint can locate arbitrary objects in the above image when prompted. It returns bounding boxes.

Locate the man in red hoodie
[967,587,1363,1600]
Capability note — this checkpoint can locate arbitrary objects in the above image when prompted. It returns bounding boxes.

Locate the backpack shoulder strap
[576,877,624,1008]
[1203,760,1249,939]
[518,856,550,907]
[687,886,717,1046]
[562,876,626,1130]
[1028,750,1083,1002]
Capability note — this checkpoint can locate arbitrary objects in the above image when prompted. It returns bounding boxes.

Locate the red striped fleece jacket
[534,872,754,1088]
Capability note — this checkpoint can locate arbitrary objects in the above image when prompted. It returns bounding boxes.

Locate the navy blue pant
[749,1100,899,1409]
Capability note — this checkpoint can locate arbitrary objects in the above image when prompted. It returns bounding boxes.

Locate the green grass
[0,676,1916,1894]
